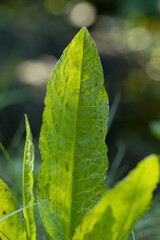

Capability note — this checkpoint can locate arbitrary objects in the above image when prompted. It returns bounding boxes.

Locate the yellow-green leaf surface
[37,27,109,239]
[0,179,26,240]
[73,154,159,240]
[22,115,36,240]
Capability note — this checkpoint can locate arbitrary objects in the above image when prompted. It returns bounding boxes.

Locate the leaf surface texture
[0,179,26,240]
[73,154,159,240]
[37,27,109,239]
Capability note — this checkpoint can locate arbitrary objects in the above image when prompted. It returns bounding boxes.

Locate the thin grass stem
[0,199,47,223]
[0,142,21,185]
[132,230,135,240]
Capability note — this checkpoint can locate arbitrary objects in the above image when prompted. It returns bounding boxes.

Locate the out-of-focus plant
[149,121,160,140]
[0,52,26,111]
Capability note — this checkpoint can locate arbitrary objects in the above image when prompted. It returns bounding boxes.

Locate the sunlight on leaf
[37,27,109,239]
[0,179,26,240]
[22,115,36,240]
[73,154,159,240]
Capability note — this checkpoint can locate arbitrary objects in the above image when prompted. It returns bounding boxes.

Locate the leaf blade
[73,154,159,240]
[0,179,26,240]
[37,27,109,239]
[22,115,36,240]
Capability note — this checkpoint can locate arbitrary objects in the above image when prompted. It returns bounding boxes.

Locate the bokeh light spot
[69,2,97,28]
[126,27,151,52]
[146,48,160,81]
[95,15,115,38]
[16,55,57,86]
[44,0,68,15]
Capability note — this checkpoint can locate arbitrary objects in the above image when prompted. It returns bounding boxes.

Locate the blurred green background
[0,0,160,239]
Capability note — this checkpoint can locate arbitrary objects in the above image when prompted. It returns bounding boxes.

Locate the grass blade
[22,115,36,240]
[0,199,47,223]
[0,142,21,186]
[107,91,121,132]
[132,230,135,240]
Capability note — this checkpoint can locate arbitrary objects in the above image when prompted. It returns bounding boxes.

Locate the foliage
[0,27,159,240]
[22,115,36,240]
[37,26,109,239]
[73,154,159,240]
[0,179,26,239]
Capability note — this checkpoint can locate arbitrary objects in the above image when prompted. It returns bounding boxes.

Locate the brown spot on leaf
[3,211,6,215]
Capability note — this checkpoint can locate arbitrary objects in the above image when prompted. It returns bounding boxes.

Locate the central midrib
[115,172,143,240]
[68,30,85,240]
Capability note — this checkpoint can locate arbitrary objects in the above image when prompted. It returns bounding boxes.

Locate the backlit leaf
[22,115,36,240]
[37,27,109,239]
[0,179,26,240]
[73,154,159,240]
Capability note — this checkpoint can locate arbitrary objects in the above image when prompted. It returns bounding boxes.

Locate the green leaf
[73,154,159,240]
[37,27,109,239]
[0,179,26,240]
[22,115,36,240]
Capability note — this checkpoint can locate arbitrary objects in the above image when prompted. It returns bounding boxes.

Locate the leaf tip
[24,114,28,125]
[77,26,90,38]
